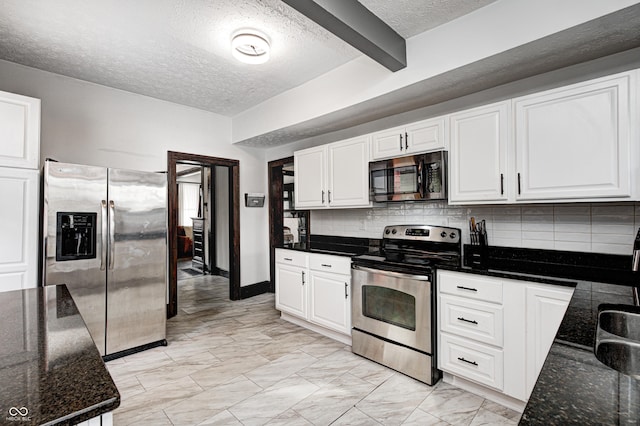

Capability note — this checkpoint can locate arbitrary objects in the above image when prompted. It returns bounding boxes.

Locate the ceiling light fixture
[231,30,270,64]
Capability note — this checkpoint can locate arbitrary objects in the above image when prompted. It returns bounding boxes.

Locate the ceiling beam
[281,0,406,72]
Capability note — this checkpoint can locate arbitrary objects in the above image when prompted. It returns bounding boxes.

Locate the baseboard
[280,312,352,346]
[442,372,526,413]
[209,266,230,278]
[240,280,271,299]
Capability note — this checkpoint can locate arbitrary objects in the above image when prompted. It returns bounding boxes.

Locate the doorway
[167,151,240,318]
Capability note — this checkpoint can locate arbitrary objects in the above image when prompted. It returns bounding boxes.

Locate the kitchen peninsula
[0,285,120,425]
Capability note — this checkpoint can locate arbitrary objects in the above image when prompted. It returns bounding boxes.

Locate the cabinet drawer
[438,271,503,304]
[275,249,308,268]
[440,333,504,390]
[440,294,504,347]
[309,253,351,275]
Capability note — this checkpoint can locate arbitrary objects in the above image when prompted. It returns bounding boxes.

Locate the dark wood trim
[268,157,293,292]
[240,281,271,299]
[210,267,229,278]
[229,164,241,300]
[208,167,216,273]
[167,151,241,318]
[176,166,201,177]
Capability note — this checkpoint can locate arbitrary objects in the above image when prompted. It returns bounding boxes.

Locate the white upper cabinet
[449,101,510,204]
[448,69,638,204]
[0,91,40,170]
[295,135,371,209]
[514,71,633,201]
[294,145,326,209]
[371,116,446,160]
[328,135,370,207]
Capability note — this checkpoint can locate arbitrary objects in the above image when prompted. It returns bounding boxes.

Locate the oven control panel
[383,225,460,243]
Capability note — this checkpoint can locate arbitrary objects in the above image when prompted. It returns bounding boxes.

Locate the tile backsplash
[310,202,640,255]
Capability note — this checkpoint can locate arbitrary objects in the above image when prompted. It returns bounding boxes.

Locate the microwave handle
[418,160,425,198]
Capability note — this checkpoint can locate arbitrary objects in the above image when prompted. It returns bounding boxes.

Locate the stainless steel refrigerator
[42,160,167,357]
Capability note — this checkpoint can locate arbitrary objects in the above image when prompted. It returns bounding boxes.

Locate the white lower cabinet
[309,270,350,335]
[524,284,574,397]
[275,249,352,343]
[275,262,307,319]
[0,167,39,292]
[437,270,573,408]
[75,412,113,426]
[440,332,504,391]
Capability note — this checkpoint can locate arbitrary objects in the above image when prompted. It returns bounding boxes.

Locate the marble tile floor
[106,273,522,425]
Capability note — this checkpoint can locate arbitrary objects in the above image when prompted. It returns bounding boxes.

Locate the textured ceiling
[0,0,497,117]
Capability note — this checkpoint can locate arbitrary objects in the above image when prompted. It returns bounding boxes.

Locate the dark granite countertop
[520,280,639,425]
[0,285,120,425]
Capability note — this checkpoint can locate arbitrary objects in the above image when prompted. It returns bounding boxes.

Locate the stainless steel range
[351,224,461,384]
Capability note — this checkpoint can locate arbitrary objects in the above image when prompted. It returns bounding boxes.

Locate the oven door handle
[352,265,431,281]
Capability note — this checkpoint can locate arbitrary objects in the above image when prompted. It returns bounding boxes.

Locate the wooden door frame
[167,151,240,318]
[268,156,312,291]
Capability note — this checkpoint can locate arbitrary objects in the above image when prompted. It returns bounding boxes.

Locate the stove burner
[353,224,462,272]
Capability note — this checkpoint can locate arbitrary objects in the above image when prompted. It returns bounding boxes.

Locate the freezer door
[106,168,167,355]
[43,161,108,355]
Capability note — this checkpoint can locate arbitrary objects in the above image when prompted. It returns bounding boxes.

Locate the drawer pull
[321,263,332,268]
[456,285,478,292]
[284,257,293,261]
[457,317,478,325]
[457,357,478,366]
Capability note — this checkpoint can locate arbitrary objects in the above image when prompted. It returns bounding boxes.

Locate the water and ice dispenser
[56,212,97,261]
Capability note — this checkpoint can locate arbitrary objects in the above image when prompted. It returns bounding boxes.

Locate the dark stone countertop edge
[275,245,360,258]
[46,396,120,426]
[437,264,578,288]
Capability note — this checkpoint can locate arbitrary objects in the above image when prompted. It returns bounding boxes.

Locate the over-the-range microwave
[369,151,447,202]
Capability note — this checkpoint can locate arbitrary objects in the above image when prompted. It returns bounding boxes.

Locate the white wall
[0,59,269,287]
[311,202,640,256]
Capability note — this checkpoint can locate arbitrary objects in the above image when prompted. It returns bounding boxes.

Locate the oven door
[351,265,432,353]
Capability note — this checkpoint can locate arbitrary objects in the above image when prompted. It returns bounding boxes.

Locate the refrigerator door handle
[101,200,108,270]
[109,200,116,270]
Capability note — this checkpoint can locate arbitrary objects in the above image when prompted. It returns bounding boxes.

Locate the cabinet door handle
[328,190,332,203]
[517,172,521,195]
[457,317,478,325]
[301,271,305,285]
[500,173,504,195]
[457,357,478,366]
[405,132,408,150]
[456,285,478,292]
[321,190,325,204]
[399,134,403,151]
[345,283,348,299]
[321,263,332,268]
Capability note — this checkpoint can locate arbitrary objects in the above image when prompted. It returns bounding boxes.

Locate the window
[178,183,200,226]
